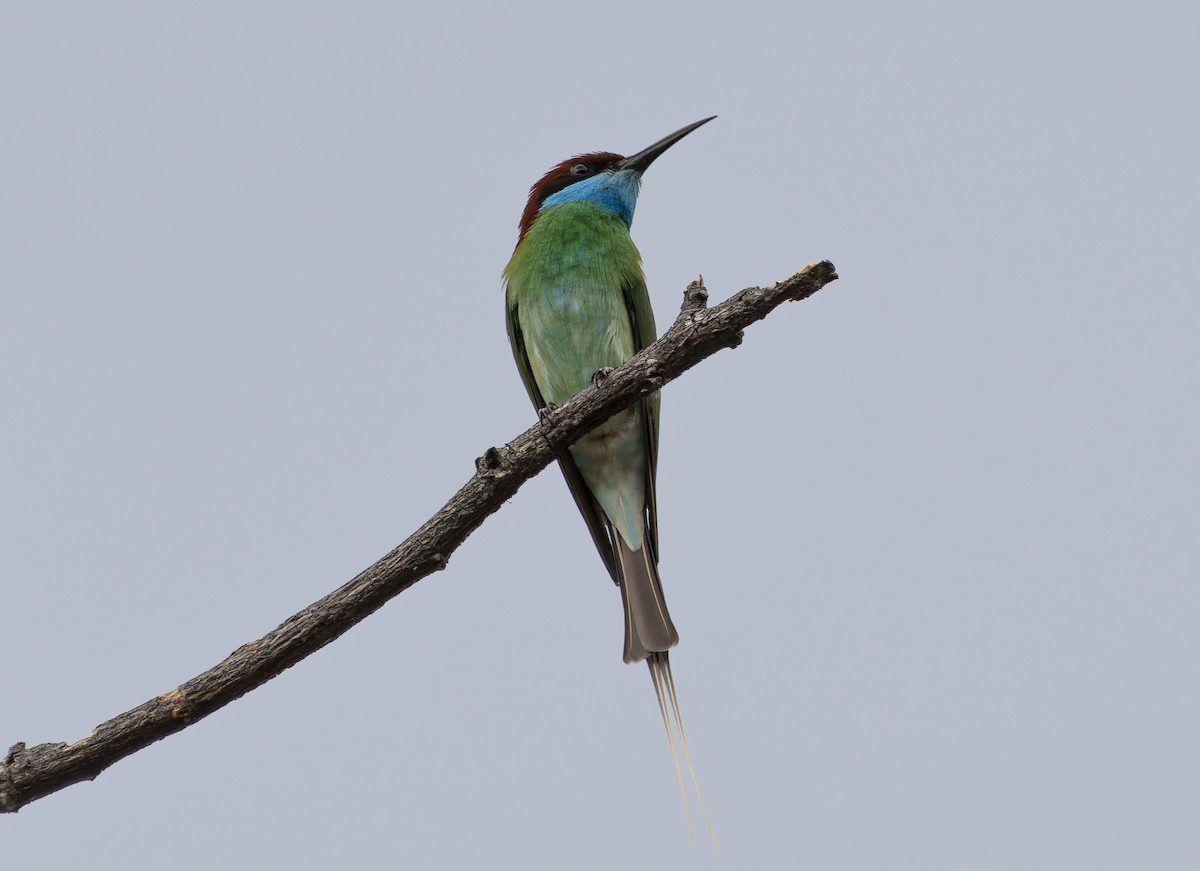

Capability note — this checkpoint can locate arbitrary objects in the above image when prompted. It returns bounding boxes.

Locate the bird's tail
[615,535,677,664]
[615,537,715,848]
[649,652,718,851]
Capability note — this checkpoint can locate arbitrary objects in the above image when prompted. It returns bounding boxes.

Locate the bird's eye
[570,163,590,175]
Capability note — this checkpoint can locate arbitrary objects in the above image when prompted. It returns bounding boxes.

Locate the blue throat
[539,168,642,227]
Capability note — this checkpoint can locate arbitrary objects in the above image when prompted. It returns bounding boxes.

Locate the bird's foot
[591,367,615,387]
[537,403,559,422]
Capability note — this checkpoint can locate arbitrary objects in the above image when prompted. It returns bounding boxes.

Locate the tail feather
[649,652,718,851]
[611,518,715,847]
[649,654,694,840]
[615,535,677,664]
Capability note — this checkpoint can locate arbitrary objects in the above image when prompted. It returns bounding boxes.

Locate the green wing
[507,294,620,581]
[620,272,661,561]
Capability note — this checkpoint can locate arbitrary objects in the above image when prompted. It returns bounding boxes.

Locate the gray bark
[0,261,838,813]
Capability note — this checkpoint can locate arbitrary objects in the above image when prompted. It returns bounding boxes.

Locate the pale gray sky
[4,2,1197,869]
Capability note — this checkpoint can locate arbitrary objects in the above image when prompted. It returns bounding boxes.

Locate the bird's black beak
[618,116,716,175]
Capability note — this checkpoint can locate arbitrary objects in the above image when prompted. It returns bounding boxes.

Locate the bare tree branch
[1,261,838,813]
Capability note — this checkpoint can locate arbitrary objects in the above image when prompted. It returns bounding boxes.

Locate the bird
[503,117,717,844]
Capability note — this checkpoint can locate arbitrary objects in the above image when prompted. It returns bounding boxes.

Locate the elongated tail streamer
[649,654,693,839]
[648,652,718,851]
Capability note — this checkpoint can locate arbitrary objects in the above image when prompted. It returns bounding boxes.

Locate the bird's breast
[506,203,644,407]
[520,272,637,407]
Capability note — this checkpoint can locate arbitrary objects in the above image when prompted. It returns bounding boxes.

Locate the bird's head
[516,117,715,244]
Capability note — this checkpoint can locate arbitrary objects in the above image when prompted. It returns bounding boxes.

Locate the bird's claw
[537,403,558,422]
[591,367,615,387]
